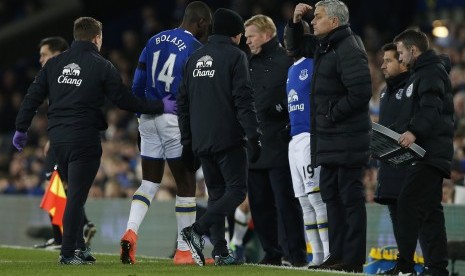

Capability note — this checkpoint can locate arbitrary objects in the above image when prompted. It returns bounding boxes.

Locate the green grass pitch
[0,246,351,275]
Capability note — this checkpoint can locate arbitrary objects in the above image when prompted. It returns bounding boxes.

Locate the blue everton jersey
[286,57,313,136]
[132,28,202,101]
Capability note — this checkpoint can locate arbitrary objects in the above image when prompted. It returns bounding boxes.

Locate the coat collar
[208,34,237,46]
[317,25,352,53]
[71,40,98,52]
[259,36,280,56]
[386,71,410,91]
[412,49,450,73]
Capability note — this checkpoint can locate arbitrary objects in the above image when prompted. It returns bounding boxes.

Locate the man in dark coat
[375,43,434,274]
[177,8,261,267]
[244,14,308,267]
[288,1,372,272]
[13,17,168,265]
[375,42,412,218]
[393,29,453,276]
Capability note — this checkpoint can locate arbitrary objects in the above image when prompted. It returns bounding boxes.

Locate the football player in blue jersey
[120,1,212,265]
[284,21,329,267]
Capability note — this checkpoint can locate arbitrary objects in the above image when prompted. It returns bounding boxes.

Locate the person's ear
[92,34,100,44]
[198,18,206,29]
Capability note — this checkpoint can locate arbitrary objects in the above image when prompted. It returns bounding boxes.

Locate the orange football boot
[173,249,214,265]
[120,229,138,264]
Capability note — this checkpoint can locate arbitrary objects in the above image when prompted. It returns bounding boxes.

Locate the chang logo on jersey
[406,83,413,97]
[396,89,404,100]
[57,63,82,87]
[288,89,299,103]
[193,55,215,78]
[299,69,308,81]
[288,89,304,112]
[289,103,304,112]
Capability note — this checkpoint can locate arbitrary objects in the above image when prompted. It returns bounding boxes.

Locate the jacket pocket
[325,100,334,122]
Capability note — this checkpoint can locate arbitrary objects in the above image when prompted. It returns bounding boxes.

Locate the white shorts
[288,132,321,197]
[138,114,182,160]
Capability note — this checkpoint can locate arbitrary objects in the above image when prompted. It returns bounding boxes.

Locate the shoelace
[76,247,96,262]
[62,255,85,265]
[193,233,205,249]
[76,248,89,256]
[216,250,237,265]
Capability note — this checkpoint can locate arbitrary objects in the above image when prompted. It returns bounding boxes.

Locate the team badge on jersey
[299,69,308,81]
[193,55,215,78]
[396,89,404,100]
[58,63,82,87]
[406,83,413,97]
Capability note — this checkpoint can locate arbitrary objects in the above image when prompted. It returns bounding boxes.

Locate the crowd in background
[1,0,465,203]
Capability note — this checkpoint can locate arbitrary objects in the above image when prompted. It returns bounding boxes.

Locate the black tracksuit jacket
[16,41,162,143]
[177,35,260,155]
[400,50,454,177]
[375,71,411,204]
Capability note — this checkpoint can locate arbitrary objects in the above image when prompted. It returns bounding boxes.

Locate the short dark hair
[381,43,399,59]
[183,1,212,24]
[73,17,102,41]
[39,37,69,53]
[393,29,429,53]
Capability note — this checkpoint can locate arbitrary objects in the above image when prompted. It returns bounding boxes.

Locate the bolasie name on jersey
[155,34,187,51]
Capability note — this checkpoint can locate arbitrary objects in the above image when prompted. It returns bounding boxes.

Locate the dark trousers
[247,167,307,265]
[51,213,89,244]
[50,215,63,243]
[397,164,448,275]
[195,146,247,257]
[53,142,101,257]
[319,165,367,265]
[388,204,432,264]
[46,144,90,244]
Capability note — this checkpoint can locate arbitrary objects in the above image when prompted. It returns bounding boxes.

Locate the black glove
[182,144,200,173]
[247,138,262,163]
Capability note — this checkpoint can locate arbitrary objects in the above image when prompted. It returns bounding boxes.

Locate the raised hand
[293,3,313,23]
